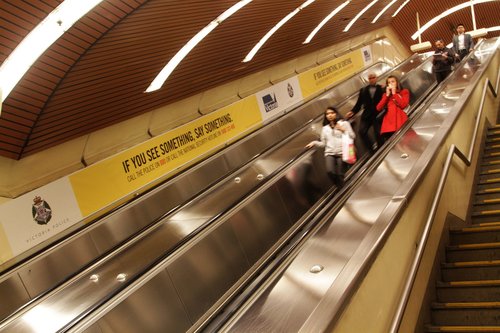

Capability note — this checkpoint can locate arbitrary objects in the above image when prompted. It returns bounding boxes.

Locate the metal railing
[389,68,500,333]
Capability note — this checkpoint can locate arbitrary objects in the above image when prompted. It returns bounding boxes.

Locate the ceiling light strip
[372,0,397,23]
[343,0,379,32]
[243,0,316,62]
[303,1,351,44]
[146,0,253,93]
[0,0,104,104]
[410,0,496,40]
[392,0,410,17]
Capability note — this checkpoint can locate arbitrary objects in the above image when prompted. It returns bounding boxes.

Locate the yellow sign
[70,96,262,216]
[298,49,365,99]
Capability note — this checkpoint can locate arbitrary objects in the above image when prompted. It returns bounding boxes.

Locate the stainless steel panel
[168,221,249,323]
[186,154,231,191]
[2,258,129,333]
[90,174,196,253]
[276,153,330,222]
[86,270,190,333]
[229,185,293,266]
[17,233,100,298]
[0,275,30,321]
[222,124,281,171]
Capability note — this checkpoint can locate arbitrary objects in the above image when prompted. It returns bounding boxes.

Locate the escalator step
[450,224,500,245]
[480,168,500,175]
[446,242,500,262]
[477,188,500,195]
[426,325,500,332]
[431,302,500,326]
[436,280,500,302]
[472,210,500,217]
[478,177,500,185]
[442,260,500,268]
[450,221,500,231]
[441,260,500,281]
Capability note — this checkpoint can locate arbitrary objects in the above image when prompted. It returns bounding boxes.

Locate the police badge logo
[287,83,294,98]
[32,196,52,225]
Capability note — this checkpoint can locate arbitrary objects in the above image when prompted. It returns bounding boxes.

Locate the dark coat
[351,84,384,122]
[376,89,410,134]
[432,47,454,73]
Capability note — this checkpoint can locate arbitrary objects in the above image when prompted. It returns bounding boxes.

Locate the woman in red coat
[376,75,410,142]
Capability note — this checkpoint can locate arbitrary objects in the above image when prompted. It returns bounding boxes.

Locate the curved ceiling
[0,0,498,160]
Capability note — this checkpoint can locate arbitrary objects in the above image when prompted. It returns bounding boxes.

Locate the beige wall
[0,26,410,202]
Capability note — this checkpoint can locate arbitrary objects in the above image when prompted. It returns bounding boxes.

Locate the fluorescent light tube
[343,0,379,32]
[303,1,350,44]
[146,0,253,93]
[0,0,104,104]
[243,0,316,62]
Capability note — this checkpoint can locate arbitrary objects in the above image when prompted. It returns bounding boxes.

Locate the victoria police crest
[287,83,294,98]
[32,196,52,225]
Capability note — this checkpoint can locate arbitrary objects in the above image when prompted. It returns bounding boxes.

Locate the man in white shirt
[452,23,474,61]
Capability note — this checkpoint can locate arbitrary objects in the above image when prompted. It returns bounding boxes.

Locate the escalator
[208,39,499,333]
[0,58,399,322]
[0,53,434,332]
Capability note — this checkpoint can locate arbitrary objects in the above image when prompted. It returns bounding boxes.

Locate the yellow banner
[298,49,365,99]
[70,96,262,216]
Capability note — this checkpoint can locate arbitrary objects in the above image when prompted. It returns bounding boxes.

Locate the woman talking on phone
[376,75,410,142]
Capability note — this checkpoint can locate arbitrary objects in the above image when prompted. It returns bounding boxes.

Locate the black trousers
[458,49,468,61]
[435,70,451,84]
[358,118,382,152]
[325,155,346,187]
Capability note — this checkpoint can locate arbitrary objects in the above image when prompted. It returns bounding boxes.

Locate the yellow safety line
[482,198,500,203]
[432,326,500,332]
[460,226,500,232]
[476,221,500,227]
[442,301,500,308]
[456,242,500,249]
[484,177,500,183]
[448,279,500,286]
[479,209,500,215]
[484,162,500,167]
[451,259,500,267]
[481,188,500,192]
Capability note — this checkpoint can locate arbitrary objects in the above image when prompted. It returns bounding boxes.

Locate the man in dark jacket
[432,39,455,84]
[345,73,383,153]
[452,23,474,61]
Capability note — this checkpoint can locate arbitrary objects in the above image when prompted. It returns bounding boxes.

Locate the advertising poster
[298,49,365,99]
[69,96,262,216]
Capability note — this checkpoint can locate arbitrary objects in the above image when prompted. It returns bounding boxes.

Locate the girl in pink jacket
[376,75,410,142]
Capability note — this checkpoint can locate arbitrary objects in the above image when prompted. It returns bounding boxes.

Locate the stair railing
[390,68,500,333]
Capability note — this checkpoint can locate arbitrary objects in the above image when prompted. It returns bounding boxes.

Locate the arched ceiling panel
[0,0,498,159]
